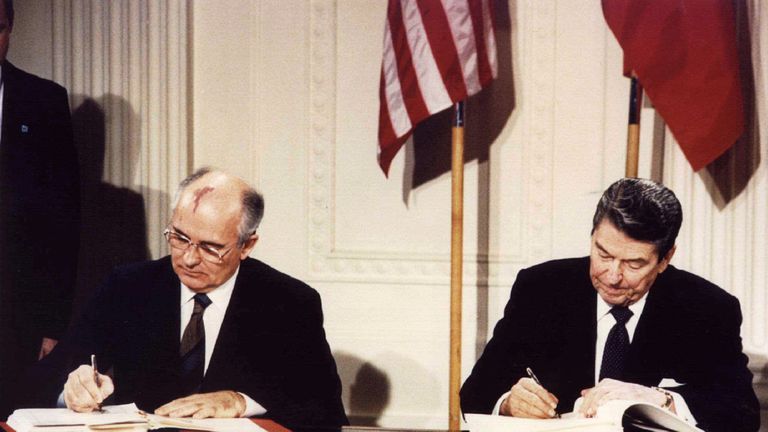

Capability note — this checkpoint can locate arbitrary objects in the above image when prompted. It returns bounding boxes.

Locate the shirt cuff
[492,391,511,415]
[239,392,267,417]
[57,391,66,408]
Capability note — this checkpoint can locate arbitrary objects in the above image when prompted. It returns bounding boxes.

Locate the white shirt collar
[597,291,648,321]
[180,265,241,308]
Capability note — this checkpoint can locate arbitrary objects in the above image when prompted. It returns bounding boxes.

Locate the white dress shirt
[594,294,647,384]
[179,271,237,375]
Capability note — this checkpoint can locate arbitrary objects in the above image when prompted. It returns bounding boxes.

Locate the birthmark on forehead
[192,186,215,212]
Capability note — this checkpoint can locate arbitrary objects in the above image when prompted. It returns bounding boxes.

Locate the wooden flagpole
[449,101,465,431]
[625,77,643,177]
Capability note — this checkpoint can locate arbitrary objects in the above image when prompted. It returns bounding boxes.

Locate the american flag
[378,0,498,175]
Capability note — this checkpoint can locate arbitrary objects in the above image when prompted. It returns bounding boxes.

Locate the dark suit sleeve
[35,84,80,339]
[17,269,120,408]
[460,267,544,414]
[252,289,348,429]
[671,294,759,432]
[460,259,598,414]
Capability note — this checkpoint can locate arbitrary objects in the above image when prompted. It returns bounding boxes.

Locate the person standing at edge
[0,0,80,418]
[24,168,347,429]
[461,178,759,432]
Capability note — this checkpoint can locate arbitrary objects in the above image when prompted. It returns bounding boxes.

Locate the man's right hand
[63,364,114,412]
[500,377,559,418]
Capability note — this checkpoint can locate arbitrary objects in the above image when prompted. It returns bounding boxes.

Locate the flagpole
[449,101,465,432]
[625,77,643,177]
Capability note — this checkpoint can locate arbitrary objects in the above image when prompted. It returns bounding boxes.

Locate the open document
[466,399,704,432]
[7,403,266,432]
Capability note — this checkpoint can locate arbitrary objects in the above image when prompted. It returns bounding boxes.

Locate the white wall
[6,0,52,77]
[12,0,768,429]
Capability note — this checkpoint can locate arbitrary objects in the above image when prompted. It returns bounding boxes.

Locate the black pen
[526,367,560,418]
[91,354,104,412]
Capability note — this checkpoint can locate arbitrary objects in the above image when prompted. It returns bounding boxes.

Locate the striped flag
[378,0,498,175]
[602,0,744,171]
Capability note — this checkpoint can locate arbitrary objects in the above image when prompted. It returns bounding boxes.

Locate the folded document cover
[466,399,703,432]
[7,403,265,432]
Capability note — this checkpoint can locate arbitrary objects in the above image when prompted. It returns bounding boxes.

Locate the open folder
[466,399,704,432]
[6,403,265,432]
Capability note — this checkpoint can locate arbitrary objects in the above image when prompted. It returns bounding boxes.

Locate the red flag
[602,0,744,171]
[378,0,498,175]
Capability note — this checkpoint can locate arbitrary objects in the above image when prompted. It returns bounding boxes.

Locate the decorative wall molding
[52,0,189,258]
[522,0,556,264]
[305,0,555,287]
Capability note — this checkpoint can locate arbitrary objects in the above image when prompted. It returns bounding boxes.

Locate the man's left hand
[38,337,58,360]
[578,379,671,417]
[155,391,246,418]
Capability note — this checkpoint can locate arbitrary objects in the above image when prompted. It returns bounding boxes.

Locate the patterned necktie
[179,293,212,394]
[599,306,633,381]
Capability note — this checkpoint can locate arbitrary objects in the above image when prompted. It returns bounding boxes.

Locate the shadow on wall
[335,352,391,426]
[699,0,760,207]
[70,95,150,321]
[401,0,517,363]
[335,351,444,427]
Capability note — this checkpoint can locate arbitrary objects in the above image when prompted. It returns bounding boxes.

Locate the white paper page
[8,404,146,432]
[9,404,266,432]
[145,414,266,432]
[9,404,143,427]
[465,413,620,432]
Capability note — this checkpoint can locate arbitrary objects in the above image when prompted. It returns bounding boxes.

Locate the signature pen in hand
[90,354,104,412]
[526,367,561,418]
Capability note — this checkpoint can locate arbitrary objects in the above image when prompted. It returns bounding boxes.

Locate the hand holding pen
[499,367,560,419]
[91,355,104,412]
[526,368,560,418]
[62,355,115,413]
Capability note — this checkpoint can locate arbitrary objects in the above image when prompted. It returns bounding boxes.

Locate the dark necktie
[179,293,212,394]
[599,306,633,381]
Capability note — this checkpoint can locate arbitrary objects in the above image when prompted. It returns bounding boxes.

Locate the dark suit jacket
[30,257,348,429]
[0,61,79,416]
[460,257,759,432]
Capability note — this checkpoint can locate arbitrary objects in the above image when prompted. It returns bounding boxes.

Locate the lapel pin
[21,125,29,133]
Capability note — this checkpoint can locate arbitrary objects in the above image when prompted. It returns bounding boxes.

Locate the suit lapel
[625,278,671,386]
[203,261,261,388]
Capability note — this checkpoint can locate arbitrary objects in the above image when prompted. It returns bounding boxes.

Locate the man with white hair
[27,168,347,429]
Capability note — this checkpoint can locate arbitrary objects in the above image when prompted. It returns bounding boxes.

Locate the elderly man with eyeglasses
[22,168,348,429]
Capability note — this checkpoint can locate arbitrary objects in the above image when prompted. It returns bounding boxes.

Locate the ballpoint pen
[526,367,560,418]
[91,354,104,412]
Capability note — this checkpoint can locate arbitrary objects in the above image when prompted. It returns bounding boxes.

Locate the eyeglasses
[163,228,236,263]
